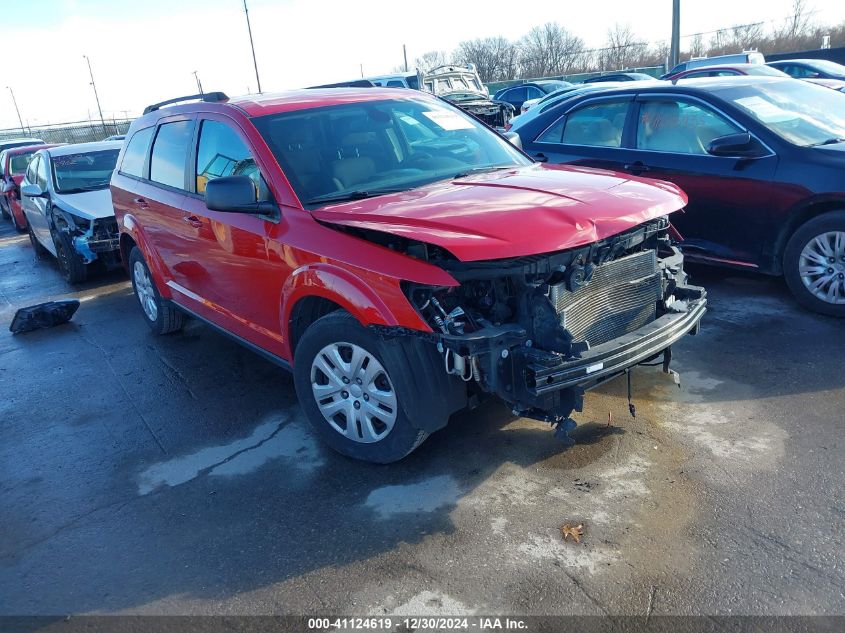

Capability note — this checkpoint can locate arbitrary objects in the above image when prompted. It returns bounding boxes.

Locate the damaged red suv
[112,88,706,462]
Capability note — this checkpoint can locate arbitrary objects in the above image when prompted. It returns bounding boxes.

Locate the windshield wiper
[306,188,406,205]
[809,137,845,146]
[453,166,513,179]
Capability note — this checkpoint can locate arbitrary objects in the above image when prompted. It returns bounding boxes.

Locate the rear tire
[53,230,88,284]
[293,310,429,463]
[783,211,845,317]
[129,246,184,334]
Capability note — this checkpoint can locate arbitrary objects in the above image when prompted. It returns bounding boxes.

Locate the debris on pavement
[9,299,80,334]
[560,522,585,543]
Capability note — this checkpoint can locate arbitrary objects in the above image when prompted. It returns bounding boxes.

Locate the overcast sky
[1,0,844,129]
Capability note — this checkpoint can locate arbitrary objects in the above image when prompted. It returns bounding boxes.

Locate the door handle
[183,215,203,228]
[133,197,149,209]
[534,153,548,163]
[624,161,651,173]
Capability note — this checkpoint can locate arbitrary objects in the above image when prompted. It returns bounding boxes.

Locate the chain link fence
[0,118,134,145]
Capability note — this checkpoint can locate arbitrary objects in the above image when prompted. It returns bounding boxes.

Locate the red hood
[312,164,687,262]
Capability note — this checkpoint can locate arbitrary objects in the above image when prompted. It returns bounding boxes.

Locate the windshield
[805,59,845,76]
[252,97,530,207]
[714,80,845,147]
[10,152,35,174]
[51,149,120,193]
[746,65,788,76]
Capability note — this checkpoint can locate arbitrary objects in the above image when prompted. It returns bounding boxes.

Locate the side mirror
[20,183,45,198]
[707,132,765,158]
[503,131,522,149]
[205,176,277,215]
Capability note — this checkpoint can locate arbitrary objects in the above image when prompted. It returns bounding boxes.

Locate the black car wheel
[27,224,48,258]
[293,310,429,463]
[784,210,845,317]
[53,230,88,284]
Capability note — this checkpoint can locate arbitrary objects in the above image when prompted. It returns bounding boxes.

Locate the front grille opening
[550,250,662,347]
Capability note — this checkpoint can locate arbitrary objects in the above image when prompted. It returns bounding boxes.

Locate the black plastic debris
[9,299,80,334]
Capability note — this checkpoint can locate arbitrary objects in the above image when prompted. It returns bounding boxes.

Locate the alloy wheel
[798,231,845,305]
[133,260,159,322]
[310,342,398,443]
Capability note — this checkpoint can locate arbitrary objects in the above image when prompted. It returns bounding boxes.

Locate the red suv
[112,89,706,463]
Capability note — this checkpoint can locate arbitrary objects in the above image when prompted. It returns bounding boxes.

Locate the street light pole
[669,0,681,69]
[83,55,107,132]
[243,0,263,93]
[6,86,25,135]
[193,71,204,95]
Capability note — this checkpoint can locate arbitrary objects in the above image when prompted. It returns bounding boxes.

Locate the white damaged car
[21,141,122,283]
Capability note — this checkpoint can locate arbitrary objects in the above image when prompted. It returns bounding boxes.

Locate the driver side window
[36,156,48,190]
[636,99,741,155]
[25,156,39,184]
[195,119,263,198]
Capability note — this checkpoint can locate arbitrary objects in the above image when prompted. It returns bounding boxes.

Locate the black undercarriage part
[9,300,80,334]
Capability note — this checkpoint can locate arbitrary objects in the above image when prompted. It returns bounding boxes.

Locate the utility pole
[192,71,204,95]
[6,86,25,134]
[243,0,263,93]
[403,44,408,72]
[83,55,107,132]
[360,63,364,78]
[669,0,681,69]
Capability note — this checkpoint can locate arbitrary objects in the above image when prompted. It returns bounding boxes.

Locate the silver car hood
[53,188,115,221]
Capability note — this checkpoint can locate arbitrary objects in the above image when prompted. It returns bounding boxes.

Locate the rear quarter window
[121,127,155,178]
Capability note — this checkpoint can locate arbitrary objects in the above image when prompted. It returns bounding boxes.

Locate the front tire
[129,246,184,334]
[53,230,88,284]
[27,224,48,258]
[293,311,429,463]
[784,211,845,317]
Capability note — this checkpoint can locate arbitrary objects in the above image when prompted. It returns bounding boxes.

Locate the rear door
[178,115,286,355]
[140,116,196,290]
[526,95,637,172]
[623,95,778,265]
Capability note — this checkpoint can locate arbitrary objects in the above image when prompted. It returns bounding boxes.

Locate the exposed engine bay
[337,215,707,442]
[52,208,121,268]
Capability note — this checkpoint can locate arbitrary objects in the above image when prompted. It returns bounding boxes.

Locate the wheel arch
[281,263,428,362]
[773,197,845,274]
[118,218,173,299]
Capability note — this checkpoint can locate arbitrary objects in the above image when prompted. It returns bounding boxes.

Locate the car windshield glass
[10,152,35,173]
[746,65,788,76]
[715,80,845,146]
[52,149,120,193]
[805,59,845,75]
[252,97,530,208]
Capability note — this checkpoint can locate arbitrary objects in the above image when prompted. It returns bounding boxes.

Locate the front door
[625,96,778,266]
[178,115,286,356]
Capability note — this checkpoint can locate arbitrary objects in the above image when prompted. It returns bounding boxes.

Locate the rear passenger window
[120,127,154,178]
[150,120,195,189]
[537,100,628,147]
[195,120,259,195]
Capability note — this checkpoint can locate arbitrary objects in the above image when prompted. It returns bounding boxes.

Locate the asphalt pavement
[1,219,843,616]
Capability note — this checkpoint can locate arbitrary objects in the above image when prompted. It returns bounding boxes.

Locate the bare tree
[517,23,585,79]
[600,23,648,70]
[779,0,814,40]
[455,36,519,82]
[413,50,450,72]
